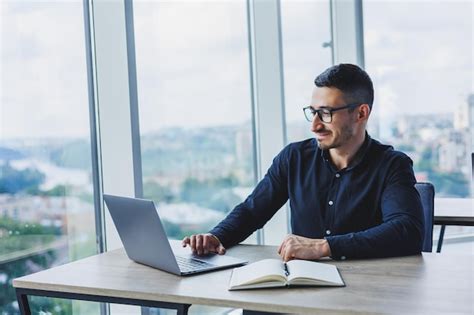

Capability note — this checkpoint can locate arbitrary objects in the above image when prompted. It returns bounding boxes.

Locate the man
[182,63,424,261]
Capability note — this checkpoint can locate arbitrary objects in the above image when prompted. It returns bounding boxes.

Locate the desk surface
[13,242,474,314]
[435,198,474,225]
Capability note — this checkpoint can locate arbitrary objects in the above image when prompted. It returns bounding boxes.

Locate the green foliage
[39,184,68,197]
[143,181,175,203]
[29,297,72,315]
[415,147,436,172]
[0,218,61,314]
[0,251,64,315]
[0,162,45,194]
[49,140,91,170]
[162,219,215,240]
[78,192,94,204]
[161,220,185,239]
[144,174,243,212]
[0,162,81,197]
[180,174,239,211]
[427,171,470,197]
[0,217,61,236]
[140,126,242,177]
[0,235,56,253]
[208,191,243,213]
[414,147,470,197]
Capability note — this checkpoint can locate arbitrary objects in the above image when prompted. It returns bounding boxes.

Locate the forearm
[209,158,290,248]
[209,203,262,248]
[326,216,423,259]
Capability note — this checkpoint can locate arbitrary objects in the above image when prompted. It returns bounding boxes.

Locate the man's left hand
[277,234,332,262]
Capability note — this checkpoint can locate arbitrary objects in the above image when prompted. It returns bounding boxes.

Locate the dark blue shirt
[210,134,424,259]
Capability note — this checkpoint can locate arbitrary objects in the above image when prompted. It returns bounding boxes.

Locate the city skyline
[1,106,472,198]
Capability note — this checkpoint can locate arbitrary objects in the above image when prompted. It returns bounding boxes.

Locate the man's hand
[277,234,331,262]
[182,233,226,256]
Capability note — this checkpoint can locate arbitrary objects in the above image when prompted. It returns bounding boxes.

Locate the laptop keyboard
[176,256,215,272]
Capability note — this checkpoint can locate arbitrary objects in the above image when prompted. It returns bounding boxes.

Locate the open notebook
[229,259,345,290]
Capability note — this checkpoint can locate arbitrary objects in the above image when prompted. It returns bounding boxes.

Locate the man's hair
[314,64,374,110]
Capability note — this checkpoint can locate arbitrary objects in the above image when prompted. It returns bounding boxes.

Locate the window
[281,0,333,143]
[364,0,473,249]
[134,1,255,241]
[0,1,97,313]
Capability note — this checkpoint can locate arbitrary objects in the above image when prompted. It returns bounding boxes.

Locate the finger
[279,249,284,261]
[196,234,203,255]
[278,236,289,254]
[182,236,190,247]
[190,235,197,253]
[210,234,221,245]
[217,244,226,255]
[278,244,286,260]
[279,238,289,256]
[202,235,209,254]
[283,248,293,262]
[283,243,296,262]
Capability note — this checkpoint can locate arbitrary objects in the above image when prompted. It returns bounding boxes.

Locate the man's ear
[358,104,370,120]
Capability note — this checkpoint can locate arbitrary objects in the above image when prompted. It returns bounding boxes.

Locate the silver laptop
[103,194,247,276]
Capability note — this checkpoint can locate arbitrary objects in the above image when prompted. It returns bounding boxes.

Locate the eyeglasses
[303,103,361,123]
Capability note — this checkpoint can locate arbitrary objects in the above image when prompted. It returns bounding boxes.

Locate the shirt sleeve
[325,154,424,259]
[209,146,291,248]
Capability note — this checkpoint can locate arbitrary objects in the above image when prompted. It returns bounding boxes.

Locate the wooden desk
[434,198,474,252]
[13,243,473,315]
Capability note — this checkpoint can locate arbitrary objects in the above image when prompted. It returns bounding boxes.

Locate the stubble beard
[316,124,354,150]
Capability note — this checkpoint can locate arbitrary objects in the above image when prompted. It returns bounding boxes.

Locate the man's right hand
[182,233,226,256]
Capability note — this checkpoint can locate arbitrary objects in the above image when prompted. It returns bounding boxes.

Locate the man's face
[310,86,358,150]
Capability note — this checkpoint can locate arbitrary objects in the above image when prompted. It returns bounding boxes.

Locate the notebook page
[229,259,286,287]
[287,260,343,285]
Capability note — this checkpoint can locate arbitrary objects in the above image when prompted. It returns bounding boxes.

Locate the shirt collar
[320,131,372,171]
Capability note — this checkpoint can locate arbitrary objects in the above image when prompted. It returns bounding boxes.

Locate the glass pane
[134,1,255,244]
[281,0,333,143]
[363,0,473,248]
[0,1,98,314]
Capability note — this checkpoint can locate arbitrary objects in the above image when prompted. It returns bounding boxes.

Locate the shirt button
[341,256,346,260]
[328,200,334,206]
[326,230,331,235]
[335,173,340,178]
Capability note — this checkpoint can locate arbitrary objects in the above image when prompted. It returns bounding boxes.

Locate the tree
[143,181,175,203]
[49,140,91,170]
[428,171,470,197]
[0,162,45,194]
[0,218,63,314]
[415,147,435,172]
[180,175,239,209]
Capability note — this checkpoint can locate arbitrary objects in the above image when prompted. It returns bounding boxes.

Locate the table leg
[141,304,189,315]
[437,225,446,253]
[14,288,190,315]
[176,304,190,315]
[243,310,282,315]
[16,289,31,315]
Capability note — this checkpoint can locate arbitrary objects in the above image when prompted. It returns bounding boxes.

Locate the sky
[0,0,472,139]
[363,0,473,125]
[0,0,89,139]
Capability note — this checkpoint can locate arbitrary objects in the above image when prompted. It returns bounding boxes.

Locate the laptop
[103,194,247,276]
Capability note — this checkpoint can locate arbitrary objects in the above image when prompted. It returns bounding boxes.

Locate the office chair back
[415,182,435,252]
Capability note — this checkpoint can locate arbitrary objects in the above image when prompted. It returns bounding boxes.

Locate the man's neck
[329,132,367,170]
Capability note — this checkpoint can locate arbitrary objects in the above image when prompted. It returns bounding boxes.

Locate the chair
[415,182,435,252]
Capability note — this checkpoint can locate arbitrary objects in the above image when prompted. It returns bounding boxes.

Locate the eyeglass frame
[303,103,361,123]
